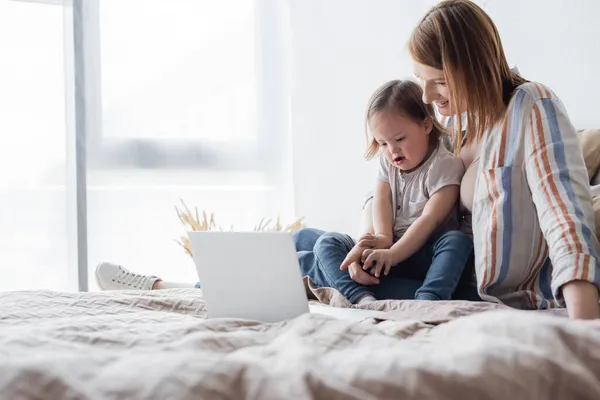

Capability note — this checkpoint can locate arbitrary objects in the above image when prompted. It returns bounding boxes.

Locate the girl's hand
[361,249,394,278]
[357,233,393,250]
[339,244,368,271]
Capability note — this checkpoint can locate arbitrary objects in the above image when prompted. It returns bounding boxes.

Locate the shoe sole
[94,262,109,291]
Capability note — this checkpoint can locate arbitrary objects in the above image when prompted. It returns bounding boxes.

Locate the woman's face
[413,62,462,117]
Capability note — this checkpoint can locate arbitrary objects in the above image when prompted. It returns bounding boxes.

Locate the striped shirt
[470,82,600,309]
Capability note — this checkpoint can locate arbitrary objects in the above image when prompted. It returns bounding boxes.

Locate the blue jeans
[295,228,479,303]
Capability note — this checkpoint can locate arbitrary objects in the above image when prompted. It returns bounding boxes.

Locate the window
[90,0,262,170]
[0,0,70,291]
[2,0,294,291]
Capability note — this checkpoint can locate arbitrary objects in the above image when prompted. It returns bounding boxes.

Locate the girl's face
[413,61,463,117]
[369,110,432,171]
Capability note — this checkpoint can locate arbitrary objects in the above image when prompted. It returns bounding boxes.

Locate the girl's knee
[314,232,353,255]
[293,228,324,250]
[436,230,473,249]
[315,231,345,247]
[293,228,312,244]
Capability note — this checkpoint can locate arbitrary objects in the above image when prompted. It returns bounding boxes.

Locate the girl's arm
[358,197,375,237]
[371,179,394,248]
[524,97,600,319]
[388,185,459,265]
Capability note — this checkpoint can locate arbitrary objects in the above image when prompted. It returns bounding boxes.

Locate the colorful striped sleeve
[523,95,600,304]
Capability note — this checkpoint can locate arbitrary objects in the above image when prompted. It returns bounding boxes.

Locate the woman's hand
[562,280,600,319]
[361,249,394,278]
[357,233,393,250]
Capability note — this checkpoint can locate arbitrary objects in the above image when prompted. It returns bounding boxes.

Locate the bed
[1,288,600,400]
[2,130,600,399]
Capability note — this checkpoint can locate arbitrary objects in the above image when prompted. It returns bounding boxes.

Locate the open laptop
[187,231,388,323]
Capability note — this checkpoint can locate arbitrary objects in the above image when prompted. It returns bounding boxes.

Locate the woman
[411,0,599,318]
[96,0,600,319]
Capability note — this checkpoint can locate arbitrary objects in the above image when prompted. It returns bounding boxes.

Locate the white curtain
[0,0,295,291]
[0,0,70,290]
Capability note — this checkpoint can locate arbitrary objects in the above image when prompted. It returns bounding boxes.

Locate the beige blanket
[1,289,600,400]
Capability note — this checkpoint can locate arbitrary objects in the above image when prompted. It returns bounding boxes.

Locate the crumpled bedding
[1,288,599,400]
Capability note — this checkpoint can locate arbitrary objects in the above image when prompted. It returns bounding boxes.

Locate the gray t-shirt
[377,144,465,240]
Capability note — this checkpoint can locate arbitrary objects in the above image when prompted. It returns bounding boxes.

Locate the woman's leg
[414,230,474,300]
[95,262,196,290]
[96,228,326,291]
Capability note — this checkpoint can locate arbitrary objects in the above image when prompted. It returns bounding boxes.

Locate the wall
[485,0,600,129]
[288,0,436,234]
[289,0,600,234]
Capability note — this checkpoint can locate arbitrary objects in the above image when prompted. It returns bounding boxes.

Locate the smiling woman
[409,0,600,319]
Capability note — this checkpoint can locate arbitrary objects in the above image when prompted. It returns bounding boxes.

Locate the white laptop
[187,231,388,323]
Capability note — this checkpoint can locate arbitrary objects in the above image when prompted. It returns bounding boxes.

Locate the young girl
[302,79,472,304]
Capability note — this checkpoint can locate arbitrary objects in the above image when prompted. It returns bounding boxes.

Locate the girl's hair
[365,79,445,160]
[409,0,527,153]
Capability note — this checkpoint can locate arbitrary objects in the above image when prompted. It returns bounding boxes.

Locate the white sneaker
[95,262,161,291]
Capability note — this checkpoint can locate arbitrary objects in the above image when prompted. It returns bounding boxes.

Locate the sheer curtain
[0,0,70,291]
[1,0,295,291]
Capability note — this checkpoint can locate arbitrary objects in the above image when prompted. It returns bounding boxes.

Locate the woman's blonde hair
[409,0,527,153]
[365,79,445,160]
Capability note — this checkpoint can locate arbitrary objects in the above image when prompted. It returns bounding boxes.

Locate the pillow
[578,129,600,181]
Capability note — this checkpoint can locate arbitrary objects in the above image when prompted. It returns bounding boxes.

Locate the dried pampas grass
[175,199,306,257]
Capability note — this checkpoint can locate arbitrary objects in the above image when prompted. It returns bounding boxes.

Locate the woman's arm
[562,281,599,319]
[524,97,600,319]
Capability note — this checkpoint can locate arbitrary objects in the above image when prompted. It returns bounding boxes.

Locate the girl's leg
[293,228,325,251]
[293,228,330,289]
[414,230,474,300]
[345,196,424,301]
[452,253,482,301]
[312,232,375,304]
[369,276,424,300]
[369,241,434,300]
